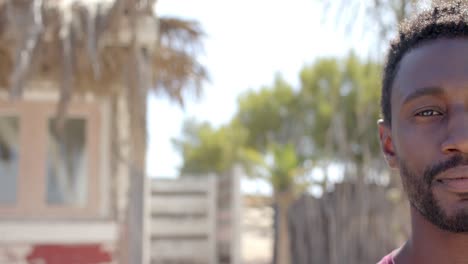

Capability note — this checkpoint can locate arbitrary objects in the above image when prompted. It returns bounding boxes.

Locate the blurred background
[0,0,446,264]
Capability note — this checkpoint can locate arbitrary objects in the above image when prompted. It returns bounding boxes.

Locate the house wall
[0,89,122,264]
[0,99,102,218]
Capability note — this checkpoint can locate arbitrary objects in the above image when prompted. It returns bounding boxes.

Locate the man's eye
[415,109,442,117]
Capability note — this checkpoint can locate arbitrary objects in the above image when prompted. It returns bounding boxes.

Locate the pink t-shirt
[377,252,395,264]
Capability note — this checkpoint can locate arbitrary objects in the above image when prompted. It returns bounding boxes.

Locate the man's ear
[378,119,398,168]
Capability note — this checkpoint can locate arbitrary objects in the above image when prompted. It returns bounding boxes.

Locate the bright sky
[146,0,373,192]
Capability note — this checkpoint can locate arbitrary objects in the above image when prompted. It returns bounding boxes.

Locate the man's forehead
[392,38,468,105]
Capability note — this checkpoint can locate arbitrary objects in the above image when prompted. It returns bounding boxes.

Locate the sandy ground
[241,199,274,264]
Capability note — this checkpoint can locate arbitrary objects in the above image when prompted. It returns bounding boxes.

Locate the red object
[27,244,112,264]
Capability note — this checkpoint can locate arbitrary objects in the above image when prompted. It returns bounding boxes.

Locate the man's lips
[435,165,468,193]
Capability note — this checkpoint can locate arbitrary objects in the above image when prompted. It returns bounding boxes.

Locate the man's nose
[441,111,468,154]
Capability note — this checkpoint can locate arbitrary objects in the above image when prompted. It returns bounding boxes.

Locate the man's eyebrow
[402,86,445,105]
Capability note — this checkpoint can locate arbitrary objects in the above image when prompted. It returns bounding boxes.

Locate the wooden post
[208,175,218,264]
[230,167,242,264]
[125,50,149,264]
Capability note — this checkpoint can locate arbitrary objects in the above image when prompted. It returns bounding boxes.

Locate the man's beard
[400,154,468,233]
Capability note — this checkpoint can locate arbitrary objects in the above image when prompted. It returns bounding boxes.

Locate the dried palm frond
[154,17,208,104]
[0,0,207,104]
[159,17,205,50]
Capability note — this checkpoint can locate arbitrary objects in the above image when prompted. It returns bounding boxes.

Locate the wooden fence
[150,171,241,264]
[150,177,217,264]
[217,170,241,264]
[289,182,410,264]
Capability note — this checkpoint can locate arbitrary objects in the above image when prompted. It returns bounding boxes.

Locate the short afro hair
[381,1,468,126]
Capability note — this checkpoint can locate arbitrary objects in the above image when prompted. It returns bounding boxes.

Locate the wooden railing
[150,170,241,264]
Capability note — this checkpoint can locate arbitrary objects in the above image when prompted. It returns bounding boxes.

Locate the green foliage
[270,144,301,192]
[172,119,247,175]
[235,75,305,192]
[174,53,384,189]
[299,58,342,157]
[237,143,303,192]
[298,53,382,173]
[237,75,298,151]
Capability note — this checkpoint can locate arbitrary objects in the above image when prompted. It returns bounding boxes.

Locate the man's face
[379,38,468,232]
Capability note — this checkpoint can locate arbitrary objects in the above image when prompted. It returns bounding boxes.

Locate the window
[0,116,19,204]
[47,118,87,206]
[0,100,104,219]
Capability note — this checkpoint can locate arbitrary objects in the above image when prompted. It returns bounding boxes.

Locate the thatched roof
[0,0,207,104]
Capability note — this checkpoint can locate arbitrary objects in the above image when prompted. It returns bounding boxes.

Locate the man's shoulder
[377,251,396,264]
